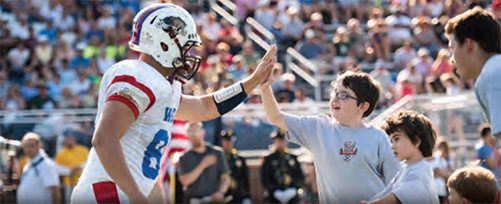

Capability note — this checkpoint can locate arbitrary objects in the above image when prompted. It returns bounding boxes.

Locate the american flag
[159,120,191,204]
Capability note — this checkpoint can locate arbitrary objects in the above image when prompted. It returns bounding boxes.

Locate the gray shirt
[284,114,401,203]
[178,144,229,198]
[371,160,439,204]
[476,54,501,135]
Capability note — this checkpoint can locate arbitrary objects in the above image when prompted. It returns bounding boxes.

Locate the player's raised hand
[252,45,277,84]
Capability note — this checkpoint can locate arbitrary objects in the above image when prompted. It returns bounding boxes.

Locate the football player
[71,3,276,203]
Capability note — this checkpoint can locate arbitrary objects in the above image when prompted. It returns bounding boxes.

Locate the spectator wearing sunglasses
[259,71,400,203]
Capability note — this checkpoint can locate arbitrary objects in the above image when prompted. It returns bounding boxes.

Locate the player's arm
[92,101,148,202]
[175,46,277,121]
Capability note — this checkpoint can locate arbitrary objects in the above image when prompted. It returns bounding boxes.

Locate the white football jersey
[75,59,182,199]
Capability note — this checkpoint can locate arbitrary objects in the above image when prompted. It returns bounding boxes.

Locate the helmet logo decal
[131,5,167,45]
[156,16,187,37]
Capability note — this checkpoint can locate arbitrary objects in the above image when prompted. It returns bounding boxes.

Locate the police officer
[260,129,304,204]
[221,130,251,204]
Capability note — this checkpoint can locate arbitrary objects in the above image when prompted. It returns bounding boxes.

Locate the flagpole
[170,152,183,204]
[169,163,176,204]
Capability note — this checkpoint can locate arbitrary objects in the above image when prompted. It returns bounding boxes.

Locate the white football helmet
[129,3,202,80]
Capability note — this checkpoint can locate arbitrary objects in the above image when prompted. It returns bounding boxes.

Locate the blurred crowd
[0,0,494,109]
[0,0,495,136]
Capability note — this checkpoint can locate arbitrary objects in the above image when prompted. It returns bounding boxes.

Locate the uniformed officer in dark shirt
[260,129,304,203]
[220,130,251,204]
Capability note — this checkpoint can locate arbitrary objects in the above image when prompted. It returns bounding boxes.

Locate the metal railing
[288,63,319,88]
[0,108,96,124]
[211,3,238,25]
[217,0,236,12]
[369,95,412,127]
[247,32,272,50]
[0,91,480,130]
[286,48,319,73]
[245,17,276,44]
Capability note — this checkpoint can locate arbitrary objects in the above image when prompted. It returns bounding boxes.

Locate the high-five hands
[252,45,277,85]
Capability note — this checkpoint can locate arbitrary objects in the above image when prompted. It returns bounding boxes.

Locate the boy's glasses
[331,91,358,101]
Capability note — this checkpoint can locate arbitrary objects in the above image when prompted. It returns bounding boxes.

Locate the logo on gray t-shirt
[339,140,358,162]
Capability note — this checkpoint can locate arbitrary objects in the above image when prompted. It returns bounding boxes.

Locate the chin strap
[167,70,185,84]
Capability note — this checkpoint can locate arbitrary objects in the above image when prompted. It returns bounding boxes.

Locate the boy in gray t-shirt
[260,71,401,203]
[366,111,439,204]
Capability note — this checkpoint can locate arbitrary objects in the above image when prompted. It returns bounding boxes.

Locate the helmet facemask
[171,40,201,80]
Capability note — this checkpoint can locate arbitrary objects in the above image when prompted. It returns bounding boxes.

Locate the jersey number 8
[141,107,176,179]
[141,129,169,180]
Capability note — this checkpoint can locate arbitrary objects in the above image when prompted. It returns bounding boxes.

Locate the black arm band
[212,82,248,115]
